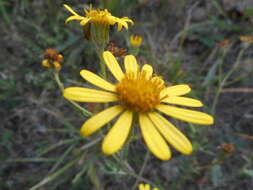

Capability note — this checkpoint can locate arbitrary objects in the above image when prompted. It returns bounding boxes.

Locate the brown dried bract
[83,24,91,40]
[216,40,230,47]
[221,143,235,153]
[42,48,63,70]
[106,42,127,57]
[44,48,63,63]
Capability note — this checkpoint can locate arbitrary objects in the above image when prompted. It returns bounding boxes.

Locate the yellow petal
[103,51,124,81]
[65,15,84,23]
[80,17,90,26]
[63,87,118,102]
[124,55,139,78]
[117,20,128,31]
[117,23,123,31]
[122,17,134,24]
[102,110,133,155]
[106,15,117,25]
[80,70,116,92]
[139,113,171,160]
[160,84,191,97]
[156,104,214,125]
[64,4,79,16]
[145,184,151,190]
[139,184,151,190]
[81,105,123,136]
[141,64,153,79]
[148,112,193,154]
[139,184,145,190]
[162,96,203,107]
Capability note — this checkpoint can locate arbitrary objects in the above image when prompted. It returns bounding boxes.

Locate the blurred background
[1,0,253,189]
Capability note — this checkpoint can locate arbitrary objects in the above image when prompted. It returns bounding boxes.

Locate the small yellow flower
[42,48,63,70]
[139,184,159,190]
[63,51,214,160]
[64,4,133,31]
[130,34,143,47]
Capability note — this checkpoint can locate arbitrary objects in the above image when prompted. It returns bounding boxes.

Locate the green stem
[88,163,104,190]
[224,69,253,87]
[211,48,228,114]
[98,49,106,79]
[53,72,92,117]
[129,46,140,56]
[197,153,232,170]
[38,138,81,156]
[211,45,248,114]
[132,151,150,190]
[54,71,64,91]
[29,156,81,190]
[79,137,102,151]
[6,158,59,163]
[112,155,154,186]
[48,143,77,174]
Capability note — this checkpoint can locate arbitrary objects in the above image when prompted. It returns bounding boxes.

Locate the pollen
[116,71,165,112]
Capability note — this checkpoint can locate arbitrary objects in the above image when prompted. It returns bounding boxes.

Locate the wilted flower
[42,48,63,70]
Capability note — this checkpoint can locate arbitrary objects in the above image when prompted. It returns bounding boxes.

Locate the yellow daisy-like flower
[130,34,143,47]
[63,4,133,31]
[63,51,214,160]
[139,184,159,190]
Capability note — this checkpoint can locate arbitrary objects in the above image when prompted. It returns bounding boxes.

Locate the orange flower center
[116,71,165,112]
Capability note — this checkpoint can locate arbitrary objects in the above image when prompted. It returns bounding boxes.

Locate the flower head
[64,4,133,31]
[139,184,159,190]
[63,51,214,160]
[130,34,143,47]
[42,48,63,70]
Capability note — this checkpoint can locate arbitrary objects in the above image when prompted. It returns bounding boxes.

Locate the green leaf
[210,16,242,32]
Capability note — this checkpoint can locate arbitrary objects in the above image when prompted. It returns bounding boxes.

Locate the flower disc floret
[116,72,165,112]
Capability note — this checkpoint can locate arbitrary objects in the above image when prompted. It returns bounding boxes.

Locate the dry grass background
[1,0,253,189]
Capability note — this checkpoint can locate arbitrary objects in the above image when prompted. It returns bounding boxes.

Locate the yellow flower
[63,51,214,160]
[63,4,133,31]
[130,34,143,47]
[139,184,159,190]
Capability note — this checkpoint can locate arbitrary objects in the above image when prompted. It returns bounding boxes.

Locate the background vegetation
[1,0,253,189]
